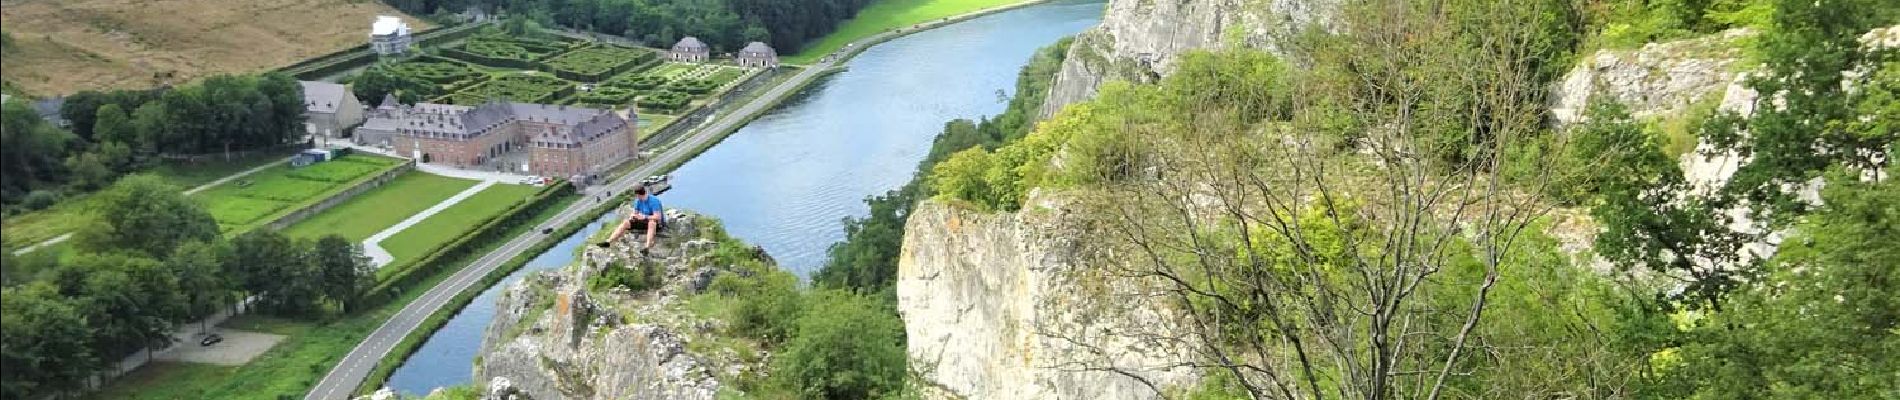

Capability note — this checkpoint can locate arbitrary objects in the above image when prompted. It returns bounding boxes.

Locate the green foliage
[769,290,907,399]
[1,98,74,206]
[1,282,97,399]
[542,45,655,81]
[445,74,574,104]
[1592,0,1776,49]
[588,260,662,293]
[1629,175,1900,398]
[714,267,802,344]
[74,175,218,258]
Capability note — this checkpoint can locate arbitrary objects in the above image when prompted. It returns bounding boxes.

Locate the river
[386,0,1105,395]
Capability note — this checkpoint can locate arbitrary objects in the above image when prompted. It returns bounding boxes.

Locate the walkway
[10,157,289,256]
[305,36,853,400]
[360,180,499,267]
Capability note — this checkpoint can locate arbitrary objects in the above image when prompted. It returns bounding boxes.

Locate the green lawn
[189,154,404,234]
[0,152,297,251]
[380,184,541,265]
[81,194,578,400]
[282,173,479,242]
[785,0,1024,64]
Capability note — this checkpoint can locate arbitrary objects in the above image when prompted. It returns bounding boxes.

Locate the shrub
[20,190,61,211]
[588,259,660,293]
[770,290,906,399]
[709,266,801,344]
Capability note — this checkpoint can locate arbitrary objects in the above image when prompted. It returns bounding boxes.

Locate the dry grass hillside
[0,0,432,96]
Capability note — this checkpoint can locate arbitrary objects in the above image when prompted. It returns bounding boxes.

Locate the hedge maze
[373,34,754,113]
[544,45,657,81]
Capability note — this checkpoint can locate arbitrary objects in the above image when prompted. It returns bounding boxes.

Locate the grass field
[0,151,291,251]
[380,184,541,266]
[282,173,479,242]
[190,154,404,234]
[80,194,578,400]
[784,0,1025,64]
[0,0,432,96]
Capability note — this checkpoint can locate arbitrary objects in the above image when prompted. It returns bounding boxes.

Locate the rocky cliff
[897,195,1201,400]
[1040,0,1337,116]
[476,211,760,400]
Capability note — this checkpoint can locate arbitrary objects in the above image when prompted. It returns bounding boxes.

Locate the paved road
[303,53,845,400]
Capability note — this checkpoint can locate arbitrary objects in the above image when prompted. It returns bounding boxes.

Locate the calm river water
[387,0,1105,394]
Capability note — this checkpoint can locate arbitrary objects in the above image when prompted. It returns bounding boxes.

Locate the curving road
[303,53,845,400]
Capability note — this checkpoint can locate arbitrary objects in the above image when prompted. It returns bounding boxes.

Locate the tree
[1636,174,1900,398]
[63,151,114,191]
[170,241,233,332]
[74,175,219,258]
[93,103,138,150]
[1,98,72,203]
[311,235,370,311]
[771,290,907,399]
[228,230,320,315]
[53,252,185,361]
[0,283,96,399]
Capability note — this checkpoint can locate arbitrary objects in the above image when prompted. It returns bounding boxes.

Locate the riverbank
[785,0,1053,64]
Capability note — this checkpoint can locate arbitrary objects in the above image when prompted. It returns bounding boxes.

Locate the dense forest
[384,0,875,53]
[0,73,306,212]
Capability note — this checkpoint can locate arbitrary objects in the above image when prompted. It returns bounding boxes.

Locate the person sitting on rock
[608,186,665,252]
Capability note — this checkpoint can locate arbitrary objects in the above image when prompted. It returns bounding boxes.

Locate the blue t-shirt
[634,196,663,218]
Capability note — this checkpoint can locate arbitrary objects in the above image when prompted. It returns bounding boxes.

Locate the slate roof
[375,100,630,143]
[672,36,708,52]
[300,81,350,114]
[739,41,776,57]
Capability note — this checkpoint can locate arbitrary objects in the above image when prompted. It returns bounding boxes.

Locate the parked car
[200,334,223,347]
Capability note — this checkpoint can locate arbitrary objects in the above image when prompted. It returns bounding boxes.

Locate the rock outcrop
[1548,28,1758,125]
[1040,0,1337,116]
[897,195,1201,400]
[477,210,755,400]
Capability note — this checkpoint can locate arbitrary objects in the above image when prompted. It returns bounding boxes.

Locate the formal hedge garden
[636,90,692,112]
[442,36,573,69]
[384,57,482,84]
[449,74,575,104]
[572,86,642,106]
[543,45,657,82]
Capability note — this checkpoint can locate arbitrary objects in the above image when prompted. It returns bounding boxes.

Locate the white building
[370,16,413,56]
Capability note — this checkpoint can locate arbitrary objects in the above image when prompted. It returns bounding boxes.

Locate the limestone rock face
[1549,28,1757,125]
[1041,0,1336,116]
[897,196,1200,400]
[476,211,737,400]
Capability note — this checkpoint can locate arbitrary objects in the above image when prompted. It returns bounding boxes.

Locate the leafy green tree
[62,151,114,191]
[0,282,97,399]
[93,103,138,150]
[1636,174,1900,398]
[74,175,219,258]
[1699,0,1898,224]
[1,98,72,203]
[311,235,371,311]
[170,240,233,332]
[771,290,907,399]
[228,230,321,315]
[712,267,802,344]
[51,252,185,359]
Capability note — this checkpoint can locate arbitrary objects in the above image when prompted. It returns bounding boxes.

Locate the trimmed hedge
[360,181,577,307]
[664,79,714,95]
[636,90,691,112]
[454,74,574,104]
[543,46,657,82]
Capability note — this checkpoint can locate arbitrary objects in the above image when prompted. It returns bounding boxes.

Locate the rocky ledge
[474,210,767,400]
